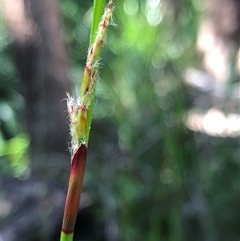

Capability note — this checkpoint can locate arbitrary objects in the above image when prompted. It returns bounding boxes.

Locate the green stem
[90,0,106,46]
[60,1,112,241]
[85,0,106,144]
[60,233,73,241]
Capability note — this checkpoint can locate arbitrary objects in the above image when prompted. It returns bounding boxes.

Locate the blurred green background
[1,0,239,241]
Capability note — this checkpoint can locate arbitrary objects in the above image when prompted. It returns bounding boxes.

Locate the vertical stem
[85,0,106,144]
[90,0,106,46]
[60,1,112,240]
[61,145,87,237]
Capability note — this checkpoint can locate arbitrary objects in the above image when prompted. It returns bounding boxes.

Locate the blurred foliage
[1,0,239,240]
[0,17,30,178]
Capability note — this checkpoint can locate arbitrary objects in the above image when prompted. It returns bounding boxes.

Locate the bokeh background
[1,0,240,240]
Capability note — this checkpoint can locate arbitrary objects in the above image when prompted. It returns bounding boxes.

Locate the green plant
[60,1,113,240]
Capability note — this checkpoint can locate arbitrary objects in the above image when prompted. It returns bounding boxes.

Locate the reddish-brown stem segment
[61,2,113,239]
[61,144,88,234]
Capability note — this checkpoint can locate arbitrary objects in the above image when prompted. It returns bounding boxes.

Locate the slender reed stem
[60,1,113,240]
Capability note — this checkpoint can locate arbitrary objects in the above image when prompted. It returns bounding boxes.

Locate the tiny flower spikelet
[67,1,113,156]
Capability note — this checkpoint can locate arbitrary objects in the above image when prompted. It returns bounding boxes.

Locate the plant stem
[90,0,106,46]
[60,1,112,240]
[83,0,107,144]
